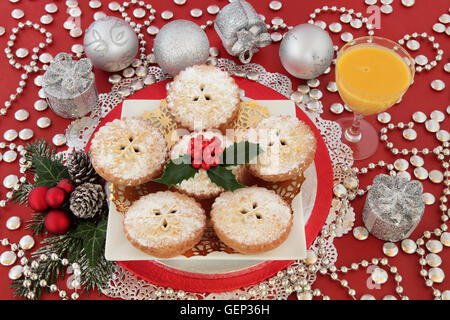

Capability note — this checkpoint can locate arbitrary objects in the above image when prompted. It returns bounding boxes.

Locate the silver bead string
[111,0,155,63]
[0,142,30,207]
[398,32,443,73]
[264,5,375,48]
[334,110,449,299]
[2,21,52,118]
[1,238,82,300]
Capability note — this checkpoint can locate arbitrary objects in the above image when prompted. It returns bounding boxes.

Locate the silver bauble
[279,24,334,79]
[154,20,210,76]
[83,16,139,72]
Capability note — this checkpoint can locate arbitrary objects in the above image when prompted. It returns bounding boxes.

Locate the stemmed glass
[335,36,415,160]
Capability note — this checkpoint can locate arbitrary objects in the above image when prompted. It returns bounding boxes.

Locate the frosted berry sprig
[155,134,263,191]
[188,135,223,170]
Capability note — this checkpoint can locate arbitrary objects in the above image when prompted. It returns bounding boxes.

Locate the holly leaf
[153,155,199,187]
[33,156,69,188]
[220,141,263,166]
[71,219,107,267]
[207,166,245,191]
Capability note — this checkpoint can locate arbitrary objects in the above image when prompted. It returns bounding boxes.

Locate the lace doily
[64,59,353,300]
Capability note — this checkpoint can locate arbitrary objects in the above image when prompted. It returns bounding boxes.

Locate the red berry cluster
[27,179,74,235]
[188,135,223,171]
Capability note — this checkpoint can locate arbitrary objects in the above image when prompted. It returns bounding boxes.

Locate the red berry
[28,186,49,212]
[192,161,202,169]
[201,162,210,170]
[57,179,73,194]
[203,155,211,165]
[44,210,71,235]
[210,137,222,149]
[193,149,203,160]
[45,187,66,209]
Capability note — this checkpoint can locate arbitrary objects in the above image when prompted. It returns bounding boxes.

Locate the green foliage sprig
[8,139,115,299]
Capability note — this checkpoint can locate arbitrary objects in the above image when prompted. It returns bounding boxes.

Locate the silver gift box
[43,53,98,119]
[362,174,425,242]
[214,0,271,64]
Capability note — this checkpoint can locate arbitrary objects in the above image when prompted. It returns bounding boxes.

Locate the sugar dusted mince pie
[166,64,240,132]
[123,191,206,258]
[169,130,244,199]
[210,186,293,254]
[248,115,317,182]
[90,118,168,187]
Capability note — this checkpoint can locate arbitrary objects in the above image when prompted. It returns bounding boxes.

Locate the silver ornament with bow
[362,174,425,242]
[43,53,98,119]
[214,0,271,64]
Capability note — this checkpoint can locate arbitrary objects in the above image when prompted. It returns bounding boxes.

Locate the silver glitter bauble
[83,16,139,72]
[279,24,334,79]
[154,20,209,76]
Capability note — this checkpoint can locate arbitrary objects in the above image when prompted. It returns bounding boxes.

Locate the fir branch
[24,139,64,178]
[25,212,47,237]
[10,254,64,300]
[25,138,62,164]
[32,234,115,297]
[11,233,115,299]
[9,181,33,205]
[79,249,116,297]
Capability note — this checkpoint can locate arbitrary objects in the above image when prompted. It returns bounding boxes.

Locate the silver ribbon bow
[230,26,272,64]
[214,0,272,64]
[43,53,93,95]
[372,175,423,223]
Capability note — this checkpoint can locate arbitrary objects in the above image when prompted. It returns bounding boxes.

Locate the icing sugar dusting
[124,191,205,248]
[91,118,168,180]
[166,65,240,130]
[249,116,316,175]
[211,187,292,245]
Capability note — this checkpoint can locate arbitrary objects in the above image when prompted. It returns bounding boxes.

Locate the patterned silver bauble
[153,20,209,76]
[83,16,139,72]
[279,24,334,79]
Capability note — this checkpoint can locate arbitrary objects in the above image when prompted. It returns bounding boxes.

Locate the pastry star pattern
[112,131,145,161]
[235,201,265,224]
[191,84,212,103]
[149,204,180,235]
[267,129,288,148]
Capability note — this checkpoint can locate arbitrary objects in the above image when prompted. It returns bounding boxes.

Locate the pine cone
[69,183,105,219]
[66,150,99,186]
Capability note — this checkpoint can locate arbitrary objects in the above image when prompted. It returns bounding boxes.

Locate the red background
[0,0,448,300]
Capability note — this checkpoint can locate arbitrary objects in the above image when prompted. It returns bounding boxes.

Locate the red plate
[87,78,333,293]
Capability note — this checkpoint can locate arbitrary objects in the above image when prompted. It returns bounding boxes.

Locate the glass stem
[344,113,363,143]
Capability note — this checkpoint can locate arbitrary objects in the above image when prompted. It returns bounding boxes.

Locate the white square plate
[104,99,307,261]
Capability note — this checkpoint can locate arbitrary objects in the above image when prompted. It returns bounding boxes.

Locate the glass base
[337,117,379,161]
